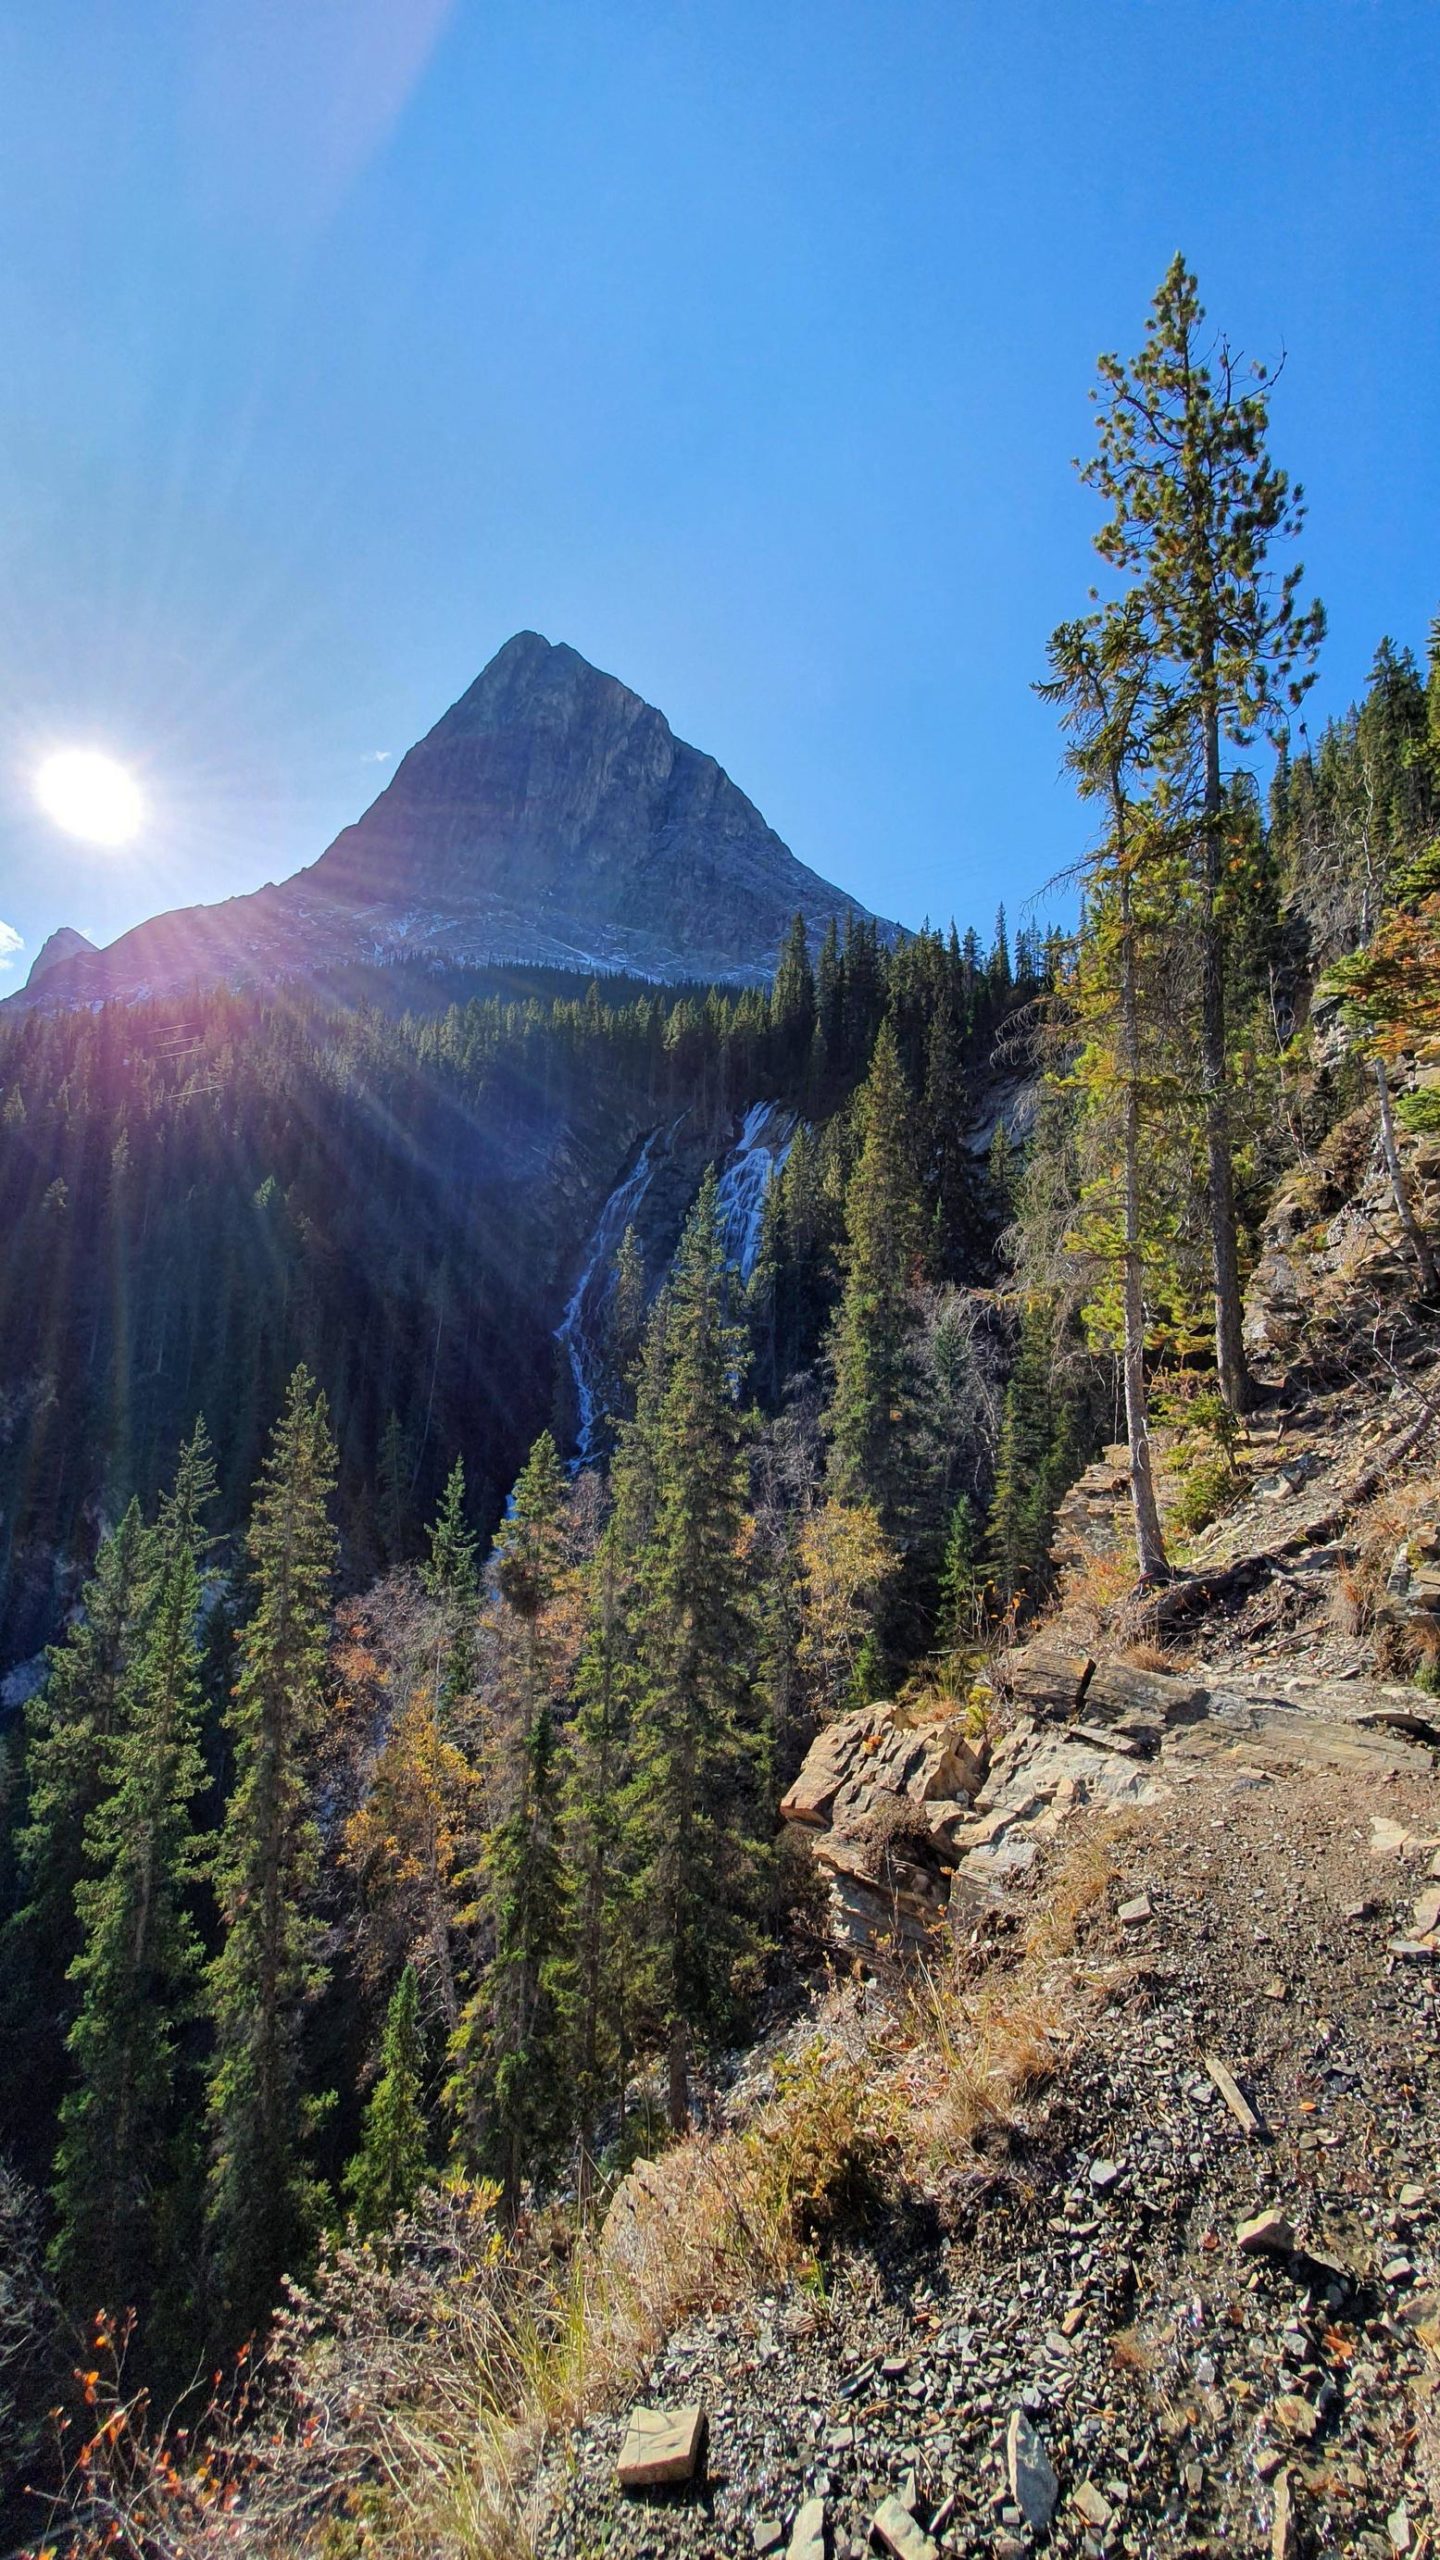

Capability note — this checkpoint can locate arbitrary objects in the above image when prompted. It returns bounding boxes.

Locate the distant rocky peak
[25,926,96,988]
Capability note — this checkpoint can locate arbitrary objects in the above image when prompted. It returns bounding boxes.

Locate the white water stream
[555,1100,796,1464]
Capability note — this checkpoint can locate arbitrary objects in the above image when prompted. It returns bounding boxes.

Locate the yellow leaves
[795,1499,897,1721]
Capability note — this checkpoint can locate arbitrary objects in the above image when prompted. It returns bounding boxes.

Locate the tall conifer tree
[345,1963,429,2236]
[50,1426,216,2319]
[624,1174,762,2131]
[206,1368,338,2338]
[826,1019,924,1531]
[1081,254,1324,1412]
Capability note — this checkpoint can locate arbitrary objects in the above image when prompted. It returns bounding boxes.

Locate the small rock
[1399,2181,1426,2210]
[1371,1817,1413,1858]
[753,2522,785,2559]
[1262,1976,1288,2000]
[1089,2157,1123,2192]
[1388,2503,1413,2555]
[616,2403,706,2488]
[1271,2393,1318,2443]
[1118,1893,1152,1925]
[1272,2470,1296,2560]
[1238,2208,1295,2255]
[788,2498,828,2560]
[870,2495,937,2560]
[1006,2409,1060,2531]
[1382,2255,1415,2284]
[1072,2479,1113,2531]
[1414,1885,1440,1934]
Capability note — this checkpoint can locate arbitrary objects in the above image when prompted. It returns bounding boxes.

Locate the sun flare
[35,748,144,846]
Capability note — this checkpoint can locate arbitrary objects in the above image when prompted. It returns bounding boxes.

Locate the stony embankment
[527,1338,1440,2559]
[531,1721,1439,2559]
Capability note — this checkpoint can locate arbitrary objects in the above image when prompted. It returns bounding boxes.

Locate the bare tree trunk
[1117,865,1169,1579]
[1198,698,1255,1414]
[1375,1057,1439,1295]
[667,2016,689,2135]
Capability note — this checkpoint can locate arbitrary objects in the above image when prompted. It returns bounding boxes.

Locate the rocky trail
[524,1337,1440,2560]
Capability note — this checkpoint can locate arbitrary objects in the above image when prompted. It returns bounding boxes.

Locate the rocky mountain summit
[8,635,890,1013]
[21,925,96,988]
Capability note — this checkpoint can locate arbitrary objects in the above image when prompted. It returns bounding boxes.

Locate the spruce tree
[477,1702,567,2216]
[559,1523,633,2198]
[771,910,817,1080]
[422,1455,479,1723]
[624,1174,763,2131]
[206,1368,338,2340]
[1081,254,1324,1412]
[987,1302,1060,1615]
[826,1020,924,1532]
[1,1500,154,2158]
[345,1964,429,2236]
[50,1427,216,2321]
[448,1432,571,2207]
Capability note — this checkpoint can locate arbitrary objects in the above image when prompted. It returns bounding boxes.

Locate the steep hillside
[6,636,893,1013]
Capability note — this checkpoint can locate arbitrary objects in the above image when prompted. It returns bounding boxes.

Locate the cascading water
[555,1125,671,1466]
[557,1100,797,1464]
[714,1099,796,1281]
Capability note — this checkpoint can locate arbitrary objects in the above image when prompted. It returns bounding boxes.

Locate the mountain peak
[7,642,895,1013]
[25,925,96,988]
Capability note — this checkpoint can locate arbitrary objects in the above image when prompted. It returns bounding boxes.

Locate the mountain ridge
[8,635,896,1013]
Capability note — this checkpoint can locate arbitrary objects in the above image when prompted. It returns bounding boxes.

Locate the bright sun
[35,748,144,847]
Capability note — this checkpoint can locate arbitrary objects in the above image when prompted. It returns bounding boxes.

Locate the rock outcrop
[23,924,95,987]
[8,635,895,1013]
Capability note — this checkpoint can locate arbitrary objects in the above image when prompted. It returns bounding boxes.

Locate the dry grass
[892,1821,1120,2178]
[46,1824,1124,2560]
[1118,1640,1172,1674]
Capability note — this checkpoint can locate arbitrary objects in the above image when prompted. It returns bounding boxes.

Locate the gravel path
[529,1744,1440,2560]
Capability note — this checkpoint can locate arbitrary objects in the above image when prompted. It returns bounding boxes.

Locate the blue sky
[1,0,1437,978]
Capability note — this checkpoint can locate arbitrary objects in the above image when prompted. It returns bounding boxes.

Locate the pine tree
[206,1368,338,2339]
[477,1702,567,2216]
[1038,607,1169,1580]
[987,1301,1061,1616]
[1,1500,154,2157]
[558,1523,633,2199]
[448,1433,572,2206]
[1082,254,1324,1412]
[345,1964,429,2236]
[623,1175,763,2131]
[938,1494,982,1658]
[826,1020,924,1531]
[422,1455,479,1723]
[49,1427,216,2323]
[771,911,817,1079]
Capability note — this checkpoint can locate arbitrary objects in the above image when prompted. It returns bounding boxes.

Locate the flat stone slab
[870,2496,937,2560]
[616,2403,706,2488]
[1006,2408,1059,2530]
[1238,2208,1295,2255]
[787,2497,827,2560]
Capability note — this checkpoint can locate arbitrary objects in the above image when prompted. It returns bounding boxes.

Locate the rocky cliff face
[23,925,95,987]
[9,635,891,1013]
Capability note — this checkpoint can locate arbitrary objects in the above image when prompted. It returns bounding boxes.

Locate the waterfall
[555,1126,669,1466]
[556,1100,797,1465]
[714,1100,796,1282]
